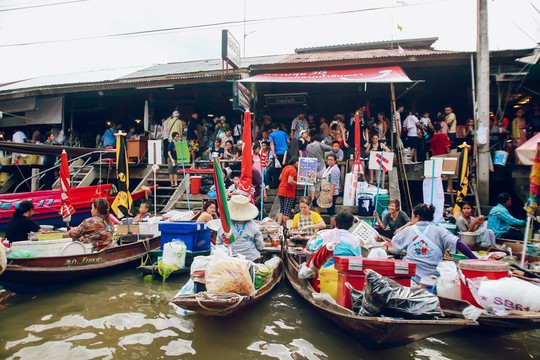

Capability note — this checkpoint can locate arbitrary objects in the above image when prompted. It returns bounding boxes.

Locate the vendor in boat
[290,197,326,236]
[63,198,114,251]
[307,210,361,267]
[216,194,264,261]
[373,199,410,238]
[487,192,526,240]
[196,200,218,223]
[456,202,496,246]
[133,202,151,223]
[392,203,477,282]
[5,200,42,243]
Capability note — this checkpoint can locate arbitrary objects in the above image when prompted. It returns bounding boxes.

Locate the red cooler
[458,259,509,308]
[334,257,416,310]
[190,176,202,194]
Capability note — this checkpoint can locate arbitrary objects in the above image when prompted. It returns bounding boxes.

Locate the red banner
[241,66,411,83]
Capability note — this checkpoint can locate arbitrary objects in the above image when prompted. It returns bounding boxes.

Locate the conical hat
[228,194,259,221]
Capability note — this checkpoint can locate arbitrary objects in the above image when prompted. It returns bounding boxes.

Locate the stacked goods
[254,264,273,289]
[205,253,255,296]
[255,220,281,245]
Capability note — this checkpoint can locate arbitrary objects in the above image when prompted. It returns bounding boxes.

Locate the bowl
[40,225,54,231]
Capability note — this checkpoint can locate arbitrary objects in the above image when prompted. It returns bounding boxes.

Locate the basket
[351,220,379,244]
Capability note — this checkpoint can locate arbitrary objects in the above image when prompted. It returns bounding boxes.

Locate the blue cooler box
[158,222,211,251]
[358,193,374,216]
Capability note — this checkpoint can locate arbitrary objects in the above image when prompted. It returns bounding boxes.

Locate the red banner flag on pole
[238,111,253,201]
[352,112,363,174]
[59,150,75,223]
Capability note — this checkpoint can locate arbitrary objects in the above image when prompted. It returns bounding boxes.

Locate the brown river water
[1,270,539,359]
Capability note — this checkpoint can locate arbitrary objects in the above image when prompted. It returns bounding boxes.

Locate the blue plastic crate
[158,222,211,251]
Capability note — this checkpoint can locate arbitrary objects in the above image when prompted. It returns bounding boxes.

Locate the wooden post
[31,168,39,192]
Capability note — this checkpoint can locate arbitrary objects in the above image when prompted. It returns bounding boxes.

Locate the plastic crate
[158,222,210,251]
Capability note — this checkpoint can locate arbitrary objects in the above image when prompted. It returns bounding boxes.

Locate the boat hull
[172,259,283,317]
[283,251,476,348]
[0,235,160,292]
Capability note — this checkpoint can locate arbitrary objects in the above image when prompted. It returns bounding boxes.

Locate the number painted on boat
[65,257,104,266]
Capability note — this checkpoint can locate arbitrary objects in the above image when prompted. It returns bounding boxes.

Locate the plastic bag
[345,282,364,314]
[8,249,37,258]
[367,247,387,259]
[162,240,186,268]
[190,255,213,283]
[205,251,255,296]
[264,257,281,269]
[436,261,461,300]
[358,269,444,319]
[467,277,540,312]
[318,265,338,300]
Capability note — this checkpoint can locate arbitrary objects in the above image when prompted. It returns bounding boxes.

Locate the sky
[0,0,538,84]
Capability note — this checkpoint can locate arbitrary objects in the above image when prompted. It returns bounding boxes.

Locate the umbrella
[58,150,75,224]
[237,111,253,201]
[453,142,471,214]
[352,112,363,174]
[111,131,133,219]
[212,154,235,244]
[521,142,540,267]
[516,132,540,165]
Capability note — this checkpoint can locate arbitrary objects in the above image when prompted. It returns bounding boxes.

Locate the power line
[0,0,444,48]
[0,0,90,12]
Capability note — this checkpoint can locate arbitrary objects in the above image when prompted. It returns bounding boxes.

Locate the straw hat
[228,194,259,221]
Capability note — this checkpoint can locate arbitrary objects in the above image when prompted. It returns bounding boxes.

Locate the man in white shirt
[393,105,404,148]
[403,112,420,163]
[11,129,27,164]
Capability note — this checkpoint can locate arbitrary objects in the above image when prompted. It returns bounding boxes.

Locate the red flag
[237,111,253,201]
[58,150,75,222]
[352,112,363,174]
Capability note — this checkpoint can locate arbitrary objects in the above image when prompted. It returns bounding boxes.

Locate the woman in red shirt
[277,156,299,226]
[430,122,451,156]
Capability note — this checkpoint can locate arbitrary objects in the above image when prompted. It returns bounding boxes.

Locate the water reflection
[0,270,539,359]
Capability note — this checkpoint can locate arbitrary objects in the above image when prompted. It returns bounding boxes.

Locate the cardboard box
[116,224,140,234]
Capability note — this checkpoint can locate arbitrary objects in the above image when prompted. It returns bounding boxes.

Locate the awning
[516,132,540,165]
[240,66,412,83]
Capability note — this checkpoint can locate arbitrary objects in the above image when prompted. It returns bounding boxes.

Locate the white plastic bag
[468,277,540,312]
[162,240,187,268]
[367,247,387,259]
[205,250,255,296]
[436,261,461,300]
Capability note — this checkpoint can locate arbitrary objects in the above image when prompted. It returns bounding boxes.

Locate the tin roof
[295,37,440,53]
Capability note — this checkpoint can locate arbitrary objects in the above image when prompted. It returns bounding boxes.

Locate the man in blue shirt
[101,124,118,149]
[268,122,290,188]
[487,192,526,239]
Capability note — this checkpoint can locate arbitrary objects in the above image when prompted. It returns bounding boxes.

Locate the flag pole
[178,140,191,211]
[373,152,384,227]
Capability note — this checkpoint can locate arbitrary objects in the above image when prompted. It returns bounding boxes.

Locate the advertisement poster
[368,151,394,171]
[297,157,318,186]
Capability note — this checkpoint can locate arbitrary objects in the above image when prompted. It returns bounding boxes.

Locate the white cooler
[10,239,74,257]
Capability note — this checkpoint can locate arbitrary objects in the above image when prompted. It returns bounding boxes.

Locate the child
[253,142,262,175]
[134,202,151,222]
[326,140,344,161]
[227,174,241,197]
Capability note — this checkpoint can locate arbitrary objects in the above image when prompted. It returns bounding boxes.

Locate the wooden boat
[283,249,476,349]
[137,249,211,279]
[171,258,283,317]
[0,235,160,292]
[0,185,155,231]
[439,296,540,335]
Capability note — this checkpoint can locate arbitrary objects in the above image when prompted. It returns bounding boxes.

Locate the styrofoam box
[10,239,74,257]
[139,222,161,236]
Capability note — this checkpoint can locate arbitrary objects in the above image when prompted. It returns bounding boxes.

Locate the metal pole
[476,0,490,208]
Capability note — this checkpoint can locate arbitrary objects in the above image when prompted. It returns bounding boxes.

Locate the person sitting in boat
[290,196,326,237]
[133,202,151,223]
[392,203,477,282]
[63,198,114,251]
[5,200,42,243]
[487,192,526,240]
[456,202,496,246]
[216,194,264,262]
[196,200,217,223]
[307,210,361,268]
[373,199,410,238]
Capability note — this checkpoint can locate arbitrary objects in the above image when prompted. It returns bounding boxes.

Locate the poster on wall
[297,157,318,186]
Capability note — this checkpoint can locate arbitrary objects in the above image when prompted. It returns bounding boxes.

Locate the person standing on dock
[167,132,180,188]
[445,106,457,148]
[42,132,56,190]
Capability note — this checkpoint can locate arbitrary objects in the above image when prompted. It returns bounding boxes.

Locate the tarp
[239,66,412,84]
[516,132,540,165]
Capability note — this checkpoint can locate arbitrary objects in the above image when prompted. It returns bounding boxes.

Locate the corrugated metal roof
[121,55,288,79]
[295,37,440,53]
[0,66,148,92]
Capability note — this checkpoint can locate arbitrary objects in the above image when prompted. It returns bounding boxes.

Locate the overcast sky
[0,0,537,84]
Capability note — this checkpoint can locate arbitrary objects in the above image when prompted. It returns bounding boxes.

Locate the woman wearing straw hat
[217,194,265,261]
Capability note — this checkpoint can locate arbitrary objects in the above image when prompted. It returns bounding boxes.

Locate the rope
[193,291,246,313]
[140,236,150,267]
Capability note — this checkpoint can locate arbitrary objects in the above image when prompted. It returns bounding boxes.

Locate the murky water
[1,270,539,359]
